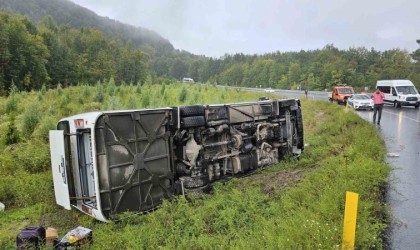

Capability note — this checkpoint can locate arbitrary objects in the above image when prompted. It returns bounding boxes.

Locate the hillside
[0,0,174,56]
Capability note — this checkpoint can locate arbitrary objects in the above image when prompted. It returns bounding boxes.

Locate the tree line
[159,45,420,91]
[1,11,420,95]
[0,12,148,94]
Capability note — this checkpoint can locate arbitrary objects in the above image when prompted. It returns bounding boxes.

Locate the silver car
[347,94,374,110]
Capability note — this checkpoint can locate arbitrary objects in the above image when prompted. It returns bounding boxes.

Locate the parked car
[265,88,275,93]
[347,94,374,110]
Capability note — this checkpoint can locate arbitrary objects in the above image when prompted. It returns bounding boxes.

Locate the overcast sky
[70,0,420,57]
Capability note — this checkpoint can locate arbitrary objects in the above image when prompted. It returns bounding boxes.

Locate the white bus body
[50,99,304,221]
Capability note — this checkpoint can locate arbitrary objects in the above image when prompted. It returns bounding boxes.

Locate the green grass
[0,83,389,249]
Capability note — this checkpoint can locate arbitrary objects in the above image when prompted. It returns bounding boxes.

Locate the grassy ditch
[0,85,390,249]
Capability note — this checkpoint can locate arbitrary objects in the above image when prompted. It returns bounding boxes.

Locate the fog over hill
[0,0,174,56]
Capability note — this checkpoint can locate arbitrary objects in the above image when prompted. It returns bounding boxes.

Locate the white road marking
[382,110,420,123]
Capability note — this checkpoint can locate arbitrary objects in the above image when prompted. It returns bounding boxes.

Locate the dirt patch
[303,109,327,134]
[249,169,307,196]
[314,110,327,122]
[38,209,80,230]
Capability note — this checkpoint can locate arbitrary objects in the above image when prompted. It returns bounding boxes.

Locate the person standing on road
[371,87,385,125]
[305,89,308,98]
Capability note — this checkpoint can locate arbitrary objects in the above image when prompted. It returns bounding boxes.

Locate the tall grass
[0,84,389,249]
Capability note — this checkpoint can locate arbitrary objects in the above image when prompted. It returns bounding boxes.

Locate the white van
[182,77,194,83]
[376,80,420,108]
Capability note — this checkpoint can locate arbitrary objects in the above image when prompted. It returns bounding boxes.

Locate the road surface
[354,105,420,250]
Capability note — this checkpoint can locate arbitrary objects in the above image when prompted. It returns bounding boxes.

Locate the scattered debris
[0,201,4,212]
[16,226,46,249]
[46,227,58,247]
[59,226,92,247]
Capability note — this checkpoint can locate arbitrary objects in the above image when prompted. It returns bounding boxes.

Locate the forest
[1,10,420,95]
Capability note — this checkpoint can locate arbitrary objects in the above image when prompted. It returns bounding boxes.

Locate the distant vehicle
[49,98,304,222]
[376,80,420,108]
[347,94,374,110]
[329,84,354,104]
[265,88,275,93]
[182,78,194,83]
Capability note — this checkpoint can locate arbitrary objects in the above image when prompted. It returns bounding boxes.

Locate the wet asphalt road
[354,105,420,250]
[276,90,420,249]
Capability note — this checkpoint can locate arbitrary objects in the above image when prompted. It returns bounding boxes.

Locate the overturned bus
[49,98,304,222]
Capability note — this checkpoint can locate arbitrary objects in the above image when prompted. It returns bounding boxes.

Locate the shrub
[0,176,13,203]
[57,83,62,95]
[136,84,142,94]
[107,77,116,96]
[6,171,53,207]
[160,84,166,95]
[144,75,153,85]
[12,142,51,174]
[3,113,20,145]
[22,103,42,139]
[5,95,19,114]
[82,85,90,98]
[59,93,70,109]
[141,92,150,108]
[82,102,102,112]
[40,84,47,95]
[126,96,137,109]
[0,153,16,177]
[179,87,187,103]
[46,105,56,116]
[33,116,57,143]
[37,91,43,101]
[106,96,121,110]
[94,84,104,103]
